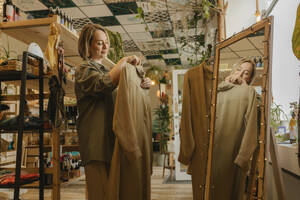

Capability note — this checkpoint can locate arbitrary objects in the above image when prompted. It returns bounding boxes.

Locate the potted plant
[271,102,288,142]
[153,101,171,154]
[0,38,17,65]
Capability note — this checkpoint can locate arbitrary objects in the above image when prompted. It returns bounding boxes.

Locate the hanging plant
[106,29,124,63]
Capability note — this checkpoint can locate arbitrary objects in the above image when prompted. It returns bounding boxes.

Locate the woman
[212,58,258,200]
[225,58,256,85]
[75,24,151,200]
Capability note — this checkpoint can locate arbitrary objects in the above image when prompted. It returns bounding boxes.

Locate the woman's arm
[109,55,141,85]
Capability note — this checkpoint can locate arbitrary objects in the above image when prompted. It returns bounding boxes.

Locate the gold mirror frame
[205,16,273,200]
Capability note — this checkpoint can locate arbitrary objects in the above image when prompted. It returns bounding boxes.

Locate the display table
[276,144,300,177]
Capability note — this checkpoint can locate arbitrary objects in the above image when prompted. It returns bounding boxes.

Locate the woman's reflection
[211,58,258,200]
[224,58,256,85]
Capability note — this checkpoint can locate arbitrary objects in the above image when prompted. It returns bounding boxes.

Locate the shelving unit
[0,16,72,200]
[0,51,45,200]
[0,15,114,200]
[0,15,79,98]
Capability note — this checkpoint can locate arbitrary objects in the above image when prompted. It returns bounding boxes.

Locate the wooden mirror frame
[204,16,273,200]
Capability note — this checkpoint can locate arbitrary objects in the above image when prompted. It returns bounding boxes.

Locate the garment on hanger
[211,81,258,200]
[108,64,152,200]
[178,62,213,200]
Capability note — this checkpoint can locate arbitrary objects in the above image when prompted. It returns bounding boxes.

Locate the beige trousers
[84,161,109,200]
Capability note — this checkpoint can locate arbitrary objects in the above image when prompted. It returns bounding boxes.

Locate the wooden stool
[162,152,175,179]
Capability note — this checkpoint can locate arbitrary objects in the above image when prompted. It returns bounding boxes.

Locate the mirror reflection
[211,28,265,199]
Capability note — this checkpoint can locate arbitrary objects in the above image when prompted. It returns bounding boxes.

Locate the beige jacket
[75,60,117,165]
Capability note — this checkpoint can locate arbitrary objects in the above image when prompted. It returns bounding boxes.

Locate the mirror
[171,69,192,181]
[205,17,273,200]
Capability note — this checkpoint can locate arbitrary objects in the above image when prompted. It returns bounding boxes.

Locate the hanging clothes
[211,81,258,200]
[178,62,213,200]
[108,64,152,200]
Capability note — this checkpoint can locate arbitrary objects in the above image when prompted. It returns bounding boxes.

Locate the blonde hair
[78,24,110,60]
[231,58,256,85]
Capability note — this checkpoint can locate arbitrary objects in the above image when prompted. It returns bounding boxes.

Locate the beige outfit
[178,63,213,200]
[108,64,152,200]
[75,60,117,199]
[211,81,258,200]
[84,161,109,200]
[75,60,116,165]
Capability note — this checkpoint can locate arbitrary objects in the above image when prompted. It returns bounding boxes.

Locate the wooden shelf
[0,70,38,81]
[1,93,50,101]
[25,145,80,153]
[0,16,79,67]
[0,167,53,174]
[0,181,53,189]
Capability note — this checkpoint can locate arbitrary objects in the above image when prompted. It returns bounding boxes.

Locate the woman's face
[89,30,109,60]
[233,62,253,84]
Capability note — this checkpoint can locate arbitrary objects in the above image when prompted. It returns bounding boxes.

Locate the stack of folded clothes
[0,116,43,131]
[0,173,39,186]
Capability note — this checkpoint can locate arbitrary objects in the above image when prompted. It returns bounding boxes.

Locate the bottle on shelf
[3,0,8,22]
[5,0,14,22]
[54,6,60,22]
[59,9,64,25]
[67,16,71,30]
[63,13,67,27]
[15,7,20,21]
[48,7,54,17]
[70,17,74,31]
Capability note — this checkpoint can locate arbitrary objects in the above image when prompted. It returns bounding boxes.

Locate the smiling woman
[75,23,152,200]
[225,58,256,85]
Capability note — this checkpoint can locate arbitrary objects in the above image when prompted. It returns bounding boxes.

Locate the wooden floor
[0,167,193,200]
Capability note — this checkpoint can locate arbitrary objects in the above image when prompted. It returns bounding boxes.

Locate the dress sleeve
[113,66,142,161]
[234,88,258,169]
[75,64,116,95]
[178,72,195,165]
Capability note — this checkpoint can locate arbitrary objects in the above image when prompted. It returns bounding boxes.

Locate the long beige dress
[178,62,213,200]
[108,64,152,200]
[211,81,258,200]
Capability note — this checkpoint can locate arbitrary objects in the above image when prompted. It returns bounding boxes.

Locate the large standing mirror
[205,17,273,200]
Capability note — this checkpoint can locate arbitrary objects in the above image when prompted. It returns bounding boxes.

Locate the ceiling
[220,33,265,68]
[11,0,217,68]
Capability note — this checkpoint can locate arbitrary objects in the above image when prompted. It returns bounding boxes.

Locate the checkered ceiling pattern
[12,0,218,68]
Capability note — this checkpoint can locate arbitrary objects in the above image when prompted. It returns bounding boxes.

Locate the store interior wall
[226,0,300,115]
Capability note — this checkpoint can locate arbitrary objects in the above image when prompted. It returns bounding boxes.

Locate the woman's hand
[225,74,246,85]
[125,55,141,66]
[140,77,151,89]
